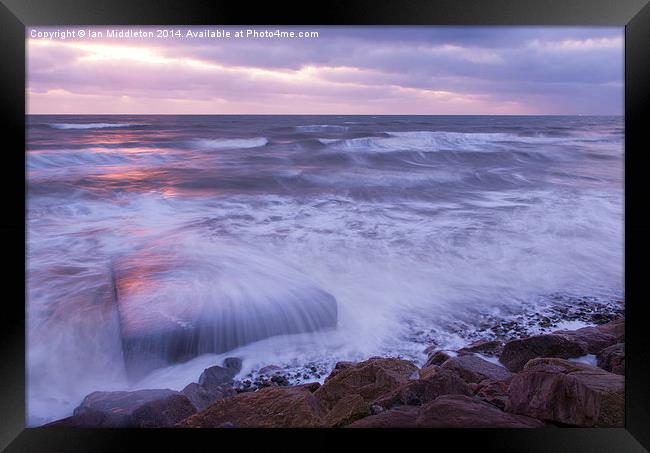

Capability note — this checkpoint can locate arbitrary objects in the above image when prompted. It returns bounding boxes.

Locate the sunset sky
[27,26,623,115]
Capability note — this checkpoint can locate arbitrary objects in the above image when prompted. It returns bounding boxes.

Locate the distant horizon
[27,26,623,115]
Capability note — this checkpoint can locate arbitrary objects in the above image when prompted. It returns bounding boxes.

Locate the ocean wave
[294,125,349,133]
[48,123,147,130]
[190,137,268,150]
[319,131,584,153]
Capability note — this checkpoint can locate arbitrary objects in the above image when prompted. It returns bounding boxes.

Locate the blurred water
[26,115,624,425]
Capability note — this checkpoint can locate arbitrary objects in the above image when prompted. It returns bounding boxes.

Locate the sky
[26,26,624,115]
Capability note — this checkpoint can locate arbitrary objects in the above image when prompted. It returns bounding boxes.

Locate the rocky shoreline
[46,310,625,428]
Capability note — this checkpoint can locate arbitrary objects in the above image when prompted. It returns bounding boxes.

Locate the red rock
[178,385,325,428]
[553,326,617,354]
[475,379,509,410]
[440,354,512,383]
[458,339,504,357]
[314,357,418,411]
[423,350,452,367]
[595,318,625,342]
[506,357,624,427]
[372,368,472,409]
[416,395,544,428]
[597,343,624,375]
[499,334,588,372]
[347,405,420,428]
[323,393,369,427]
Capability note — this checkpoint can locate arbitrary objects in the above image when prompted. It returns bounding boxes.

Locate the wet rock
[372,368,472,409]
[595,318,624,342]
[259,365,281,375]
[500,334,588,372]
[56,389,197,427]
[418,364,440,380]
[553,325,618,354]
[506,358,624,427]
[223,357,242,372]
[298,382,321,392]
[181,382,236,411]
[424,350,452,367]
[440,354,512,384]
[178,385,325,428]
[111,242,338,379]
[314,357,418,411]
[458,339,504,357]
[416,395,545,428]
[324,393,370,427]
[199,365,238,388]
[270,375,290,386]
[596,343,624,375]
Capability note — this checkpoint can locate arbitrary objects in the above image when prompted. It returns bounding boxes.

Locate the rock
[418,365,440,380]
[595,318,625,342]
[506,358,624,427]
[314,358,418,411]
[458,339,504,357]
[270,375,290,386]
[178,385,325,428]
[112,240,338,379]
[350,395,543,428]
[499,334,588,372]
[348,406,420,428]
[597,343,624,375]
[424,350,452,367]
[324,361,355,381]
[199,365,238,388]
[259,365,281,375]
[440,355,512,383]
[475,379,509,410]
[181,382,236,411]
[298,382,321,392]
[223,357,242,372]
[416,395,545,428]
[62,389,196,427]
[372,368,472,409]
[553,326,617,354]
[324,393,370,427]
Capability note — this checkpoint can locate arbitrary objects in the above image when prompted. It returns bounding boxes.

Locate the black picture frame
[1,0,648,451]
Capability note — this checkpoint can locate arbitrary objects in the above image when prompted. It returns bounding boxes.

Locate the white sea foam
[48,122,147,130]
[191,137,268,150]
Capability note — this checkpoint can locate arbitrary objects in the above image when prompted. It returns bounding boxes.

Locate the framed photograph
[1,0,649,451]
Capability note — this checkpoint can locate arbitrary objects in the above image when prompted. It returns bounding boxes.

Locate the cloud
[26,26,623,114]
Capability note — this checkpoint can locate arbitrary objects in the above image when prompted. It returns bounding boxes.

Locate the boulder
[416,395,545,428]
[57,389,197,427]
[418,365,440,380]
[440,354,512,383]
[223,357,243,372]
[181,382,236,411]
[423,350,452,368]
[112,239,338,379]
[323,393,370,427]
[553,326,617,354]
[500,334,588,372]
[373,368,472,409]
[506,358,624,427]
[178,385,325,428]
[314,358,418,410]
[596,318,624,342]
[597,343,624,375]
[458,339,504,357]
[348,406,421,428]
[475,379,509,410]
[199,365,238,388]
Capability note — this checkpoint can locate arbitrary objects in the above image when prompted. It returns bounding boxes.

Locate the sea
[26,115,624,425]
